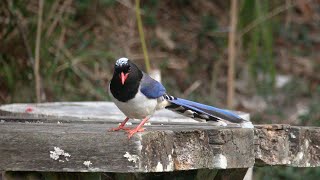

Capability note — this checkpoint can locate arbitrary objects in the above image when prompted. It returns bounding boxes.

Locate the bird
[109,57,252,139]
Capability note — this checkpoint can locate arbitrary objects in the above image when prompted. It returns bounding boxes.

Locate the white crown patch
[116,57,129,66]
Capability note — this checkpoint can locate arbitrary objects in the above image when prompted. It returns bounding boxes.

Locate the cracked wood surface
[254,124,320,167]
[0,102,319,173]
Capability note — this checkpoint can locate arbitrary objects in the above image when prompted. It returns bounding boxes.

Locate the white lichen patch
[165,154,174,171]
[155,162,163,172]
[281,159,290,164]
[213,154,227,169]
[290,133,296,139]
[50,147,71,162]
[241,121,254,128]
[305,139,309,148]
[83,160,93,168]
[124,152,139,163]
[295,152,304,161]
[306,162,311,167]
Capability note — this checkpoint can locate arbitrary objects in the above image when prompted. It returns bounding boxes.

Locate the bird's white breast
[109,84,162,119]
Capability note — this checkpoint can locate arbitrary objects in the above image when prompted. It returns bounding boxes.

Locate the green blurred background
[1,0,320,179]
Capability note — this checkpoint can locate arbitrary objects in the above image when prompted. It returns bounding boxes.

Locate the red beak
[120,72,129,85]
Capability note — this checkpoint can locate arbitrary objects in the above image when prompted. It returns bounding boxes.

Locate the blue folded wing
[140,72,166,99]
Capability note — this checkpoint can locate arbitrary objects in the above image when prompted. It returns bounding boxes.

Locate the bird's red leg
[109,117,130,131]
[126,117,149,139]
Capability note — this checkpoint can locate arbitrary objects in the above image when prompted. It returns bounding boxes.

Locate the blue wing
[165,97,245,123]
[140,72,166,99]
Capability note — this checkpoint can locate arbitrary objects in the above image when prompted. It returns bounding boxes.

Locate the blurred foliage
[240,0,276,95]
[1,0,117,102]
[300,85,320,126]
[254,166,320,180]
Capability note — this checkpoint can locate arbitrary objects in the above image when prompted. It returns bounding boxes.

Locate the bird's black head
[114,57,131,85]
[110,57,143,102]
[113,57,142,85]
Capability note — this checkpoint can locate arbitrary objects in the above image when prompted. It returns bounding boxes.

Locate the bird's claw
[126,128,145,139]
[109,126,130,132]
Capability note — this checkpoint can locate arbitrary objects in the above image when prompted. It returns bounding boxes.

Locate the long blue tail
[163,95,246,123]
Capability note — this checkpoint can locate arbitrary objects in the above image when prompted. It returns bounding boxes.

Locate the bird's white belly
[112,91,158,119]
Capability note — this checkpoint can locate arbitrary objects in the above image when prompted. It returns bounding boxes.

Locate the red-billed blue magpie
[109,57,252,138]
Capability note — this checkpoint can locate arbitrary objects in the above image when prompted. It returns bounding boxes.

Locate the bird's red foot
[126,127,145,139]
[109,125,130,132]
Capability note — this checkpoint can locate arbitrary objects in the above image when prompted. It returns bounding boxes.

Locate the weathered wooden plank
[0,102,249,126]
[0,102,201,123]
[0,102,253,173]
[0,122,254,172]
[255,124,320,167]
